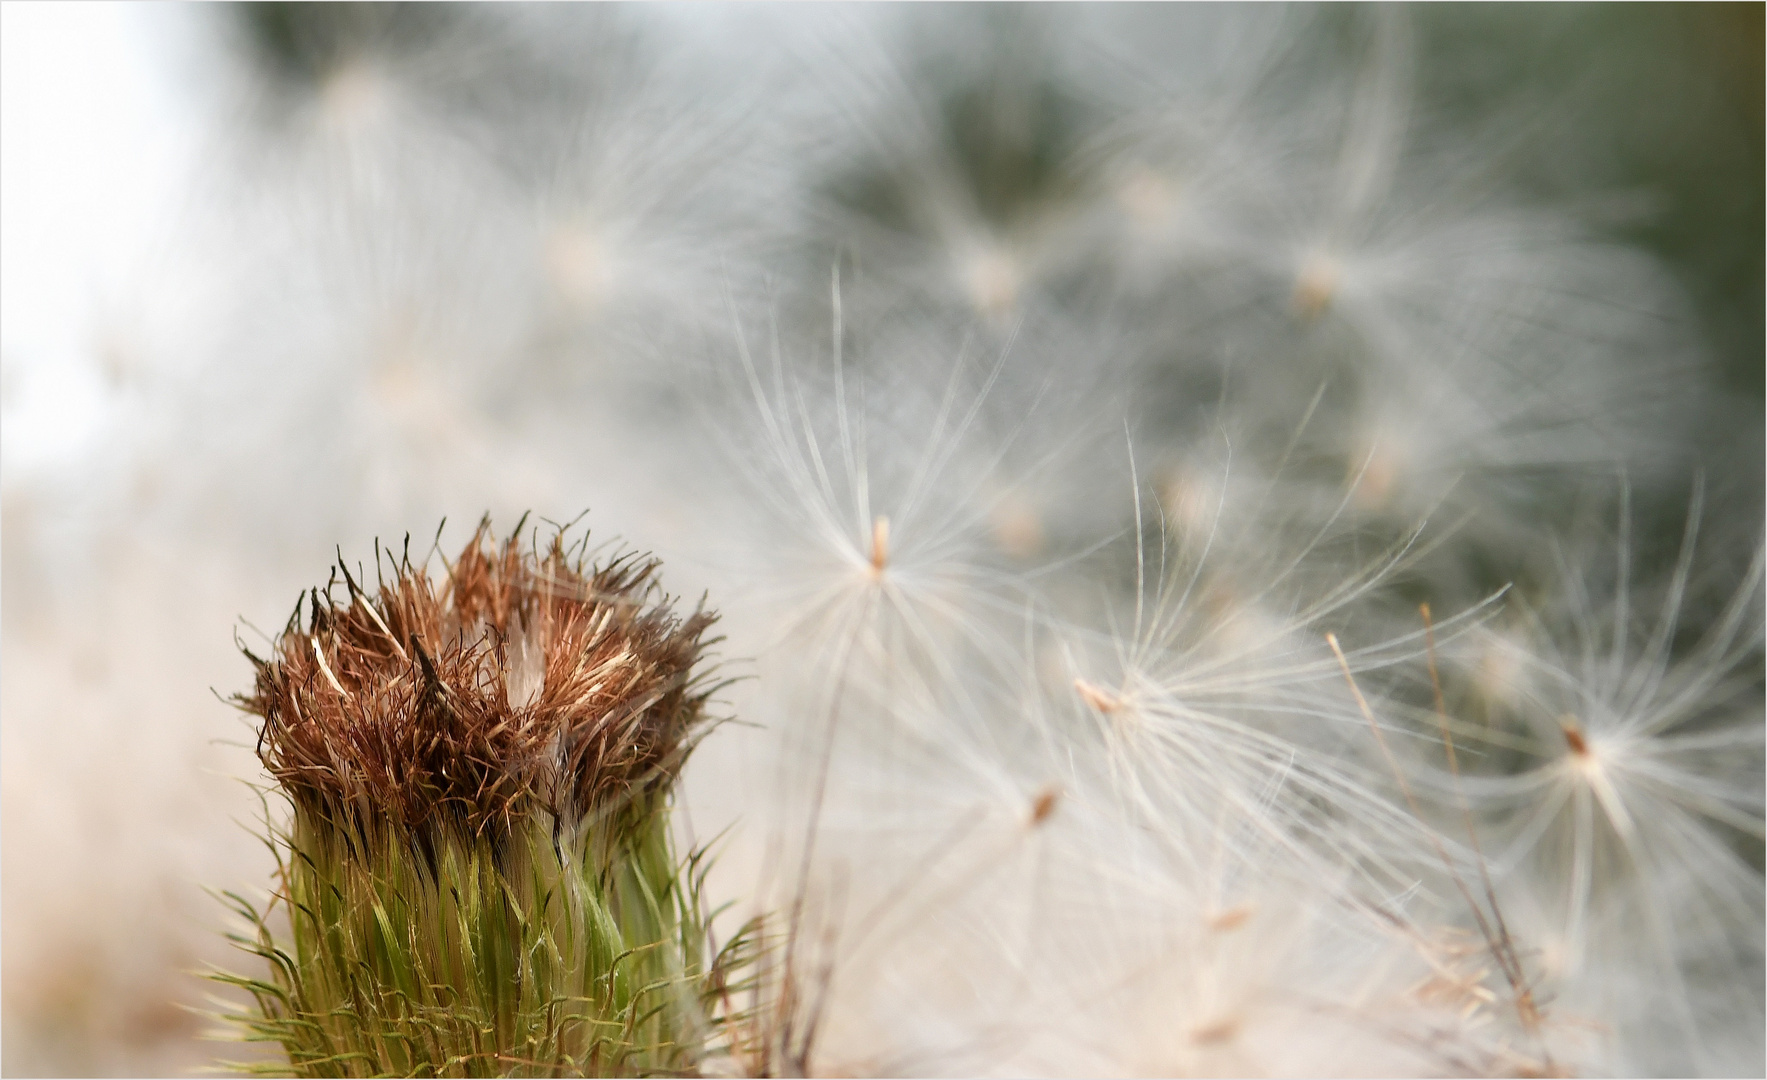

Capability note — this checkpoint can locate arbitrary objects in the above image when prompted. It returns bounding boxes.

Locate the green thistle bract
[215,520,745,1077]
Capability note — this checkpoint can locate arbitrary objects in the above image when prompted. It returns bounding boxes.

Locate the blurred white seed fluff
[1413,489,1766,1076]
[2,5,1760,1077]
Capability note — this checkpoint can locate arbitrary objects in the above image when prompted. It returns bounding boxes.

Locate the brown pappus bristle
[237,517,719,839]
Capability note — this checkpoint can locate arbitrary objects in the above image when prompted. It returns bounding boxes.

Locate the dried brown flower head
[239,517,719,840]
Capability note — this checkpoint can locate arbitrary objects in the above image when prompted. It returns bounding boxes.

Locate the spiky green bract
[214,520,752,1077]
[216,808,723,1077]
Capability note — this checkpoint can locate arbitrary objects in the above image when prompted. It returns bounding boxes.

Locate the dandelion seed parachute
[1411,495,1766,1075]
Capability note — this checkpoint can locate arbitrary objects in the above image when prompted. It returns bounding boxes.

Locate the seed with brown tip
[1189,1016,1240,1046]
[1206,905,1253,933]
[869,515,891,574]
[1074,678,1123,714]
[1559,715,1589,757]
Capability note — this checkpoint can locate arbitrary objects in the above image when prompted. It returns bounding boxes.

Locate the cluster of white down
[1,5,1759,1077]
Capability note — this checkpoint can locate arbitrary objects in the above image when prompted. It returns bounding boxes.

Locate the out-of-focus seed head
[238,518,718,840]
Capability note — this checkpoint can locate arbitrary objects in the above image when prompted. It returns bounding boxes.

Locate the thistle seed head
[239,518,718,839]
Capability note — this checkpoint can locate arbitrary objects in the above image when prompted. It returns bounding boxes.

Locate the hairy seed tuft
[240,518,719,841]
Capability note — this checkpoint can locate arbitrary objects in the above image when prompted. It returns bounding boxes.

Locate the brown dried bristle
[239,519,719,840]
